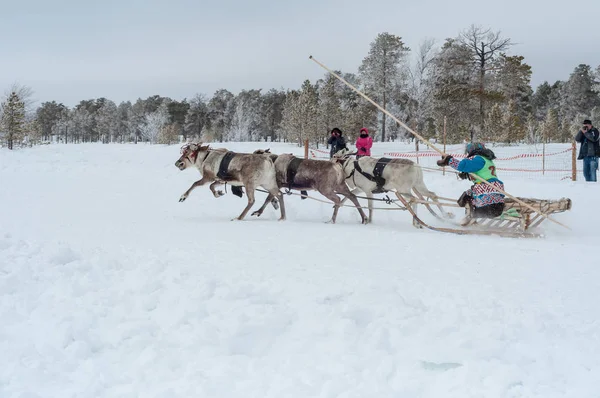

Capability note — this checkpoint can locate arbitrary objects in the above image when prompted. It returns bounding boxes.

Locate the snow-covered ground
[1,142,599,398]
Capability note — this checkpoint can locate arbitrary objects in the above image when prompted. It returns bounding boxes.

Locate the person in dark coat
[575,119,600,182]
[327,127,347,158]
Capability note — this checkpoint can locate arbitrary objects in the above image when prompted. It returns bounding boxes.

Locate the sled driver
[437,142,506,224]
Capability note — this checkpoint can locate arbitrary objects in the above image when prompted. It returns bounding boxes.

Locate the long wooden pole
[308,55,570,231]
[443,116,447,176]
[571,141,577,181]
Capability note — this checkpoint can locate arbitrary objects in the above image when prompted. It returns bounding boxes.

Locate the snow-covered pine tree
[359,32,410,142]
[280,90,301,144]
[35,101,67,142]
[317,73,344,140]
[430,38,478,143]
[184,94,208,141]
[493,54,532,121]
[0,92,26,149]
[96,99,118,143]
[502,100,526,144]
[259,89,286,142]
[296,80,320,146]
[140,102,169,144]
[484,103,504,143]
[525,113,540,144]
[407,38,437,138]
[592,65,600,95]
[560,64,600,122]
[206,89,234,142]
[229,89,262,141]
[541,108,560,143]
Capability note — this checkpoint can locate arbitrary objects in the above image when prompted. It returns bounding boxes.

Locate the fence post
[304,139,309,159]
[571,141,577,181]
[542,139,546,176]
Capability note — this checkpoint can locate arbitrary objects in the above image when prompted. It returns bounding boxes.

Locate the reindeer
[175,143,286,221]
[251,150,368,224]
[332,148,446,227]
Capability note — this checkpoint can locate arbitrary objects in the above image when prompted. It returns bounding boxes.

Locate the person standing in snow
[355,127,373,158]
[437,142,505,224]
[327,127,347,158]
[575,119,600,182]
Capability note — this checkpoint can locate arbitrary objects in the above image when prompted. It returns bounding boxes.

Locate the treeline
[2,25,600,150]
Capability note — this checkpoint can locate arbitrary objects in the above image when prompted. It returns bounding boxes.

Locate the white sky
[1,0,598,107]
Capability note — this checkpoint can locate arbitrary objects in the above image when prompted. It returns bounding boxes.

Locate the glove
[458,172,469,180]
[360,147,366,152]
[437,155,452,167]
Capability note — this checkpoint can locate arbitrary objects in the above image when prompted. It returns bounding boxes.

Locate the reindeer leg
[322,191,342,224]
[179,177,211,202]
[275,190,286,221]
[234,184,256,221]
[366,192,374,223]
[339,187,360,207]
[252,193,274,217]
[209,181,225,198]
[337,186,368,224]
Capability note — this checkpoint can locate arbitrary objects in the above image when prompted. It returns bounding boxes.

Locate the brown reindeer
[251,151,367,224]
[175,143,286,221]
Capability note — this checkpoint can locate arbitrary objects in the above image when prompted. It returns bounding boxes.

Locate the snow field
[1,142,599,397]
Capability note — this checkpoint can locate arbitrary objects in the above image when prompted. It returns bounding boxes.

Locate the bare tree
[459,25,512,138]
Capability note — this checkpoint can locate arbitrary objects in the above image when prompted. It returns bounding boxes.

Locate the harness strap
[217,151,236,180]
[354,160,377,182]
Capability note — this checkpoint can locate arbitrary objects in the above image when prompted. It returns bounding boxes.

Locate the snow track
[1,142,599,397]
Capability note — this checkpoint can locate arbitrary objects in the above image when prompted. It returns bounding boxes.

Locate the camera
[583,126,589,131]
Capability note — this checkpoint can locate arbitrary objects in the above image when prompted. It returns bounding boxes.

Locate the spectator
[327,127,347,158]
[575,119,600,182]
[355,128,373,158]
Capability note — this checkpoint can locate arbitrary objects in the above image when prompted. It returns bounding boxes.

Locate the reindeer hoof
[179,196,187,202]
[217,191,225,197]
[278,217,286,221]
[251,210,262,217]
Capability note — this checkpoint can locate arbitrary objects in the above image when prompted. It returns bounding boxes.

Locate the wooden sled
[462,197,572,233]
[396,194,572,238]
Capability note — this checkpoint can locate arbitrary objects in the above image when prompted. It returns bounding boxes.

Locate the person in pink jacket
[355,128,373,158]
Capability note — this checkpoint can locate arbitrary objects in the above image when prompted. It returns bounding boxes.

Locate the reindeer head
[175,142,208,170]
[331,148,355,164]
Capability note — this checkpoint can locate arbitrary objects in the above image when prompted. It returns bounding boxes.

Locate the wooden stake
[304,139,309,159]
[308,55,571,231]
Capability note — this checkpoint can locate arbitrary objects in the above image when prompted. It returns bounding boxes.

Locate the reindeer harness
[352,157,393,193]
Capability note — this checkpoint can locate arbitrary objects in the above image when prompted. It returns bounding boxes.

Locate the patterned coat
[448,156,505,208]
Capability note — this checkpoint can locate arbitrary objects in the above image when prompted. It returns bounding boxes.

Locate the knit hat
[360,128,369,135]
[465,142,485,154]
[331,127,342,135]
[583,119,592,125]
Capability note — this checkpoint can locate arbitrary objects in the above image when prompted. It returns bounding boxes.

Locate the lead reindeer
[251,151,368,224]
[175,143,286,221]
[332,148,446,227]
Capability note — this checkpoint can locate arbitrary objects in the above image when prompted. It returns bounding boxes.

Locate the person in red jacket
[355,128,373,158]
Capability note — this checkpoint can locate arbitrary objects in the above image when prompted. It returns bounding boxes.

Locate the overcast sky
[1,0,598,107]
